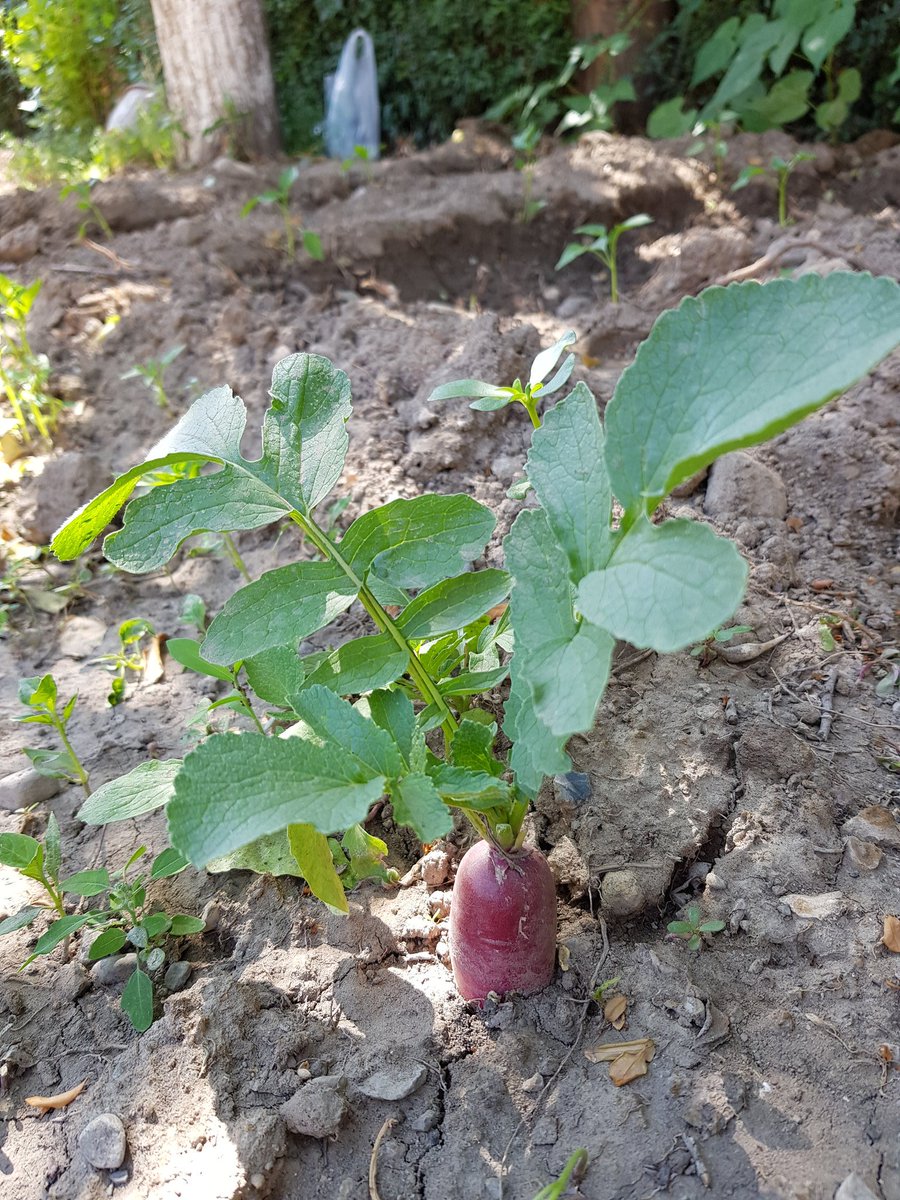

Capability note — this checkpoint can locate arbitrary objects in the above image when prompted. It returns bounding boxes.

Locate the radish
[449,839,556,1003]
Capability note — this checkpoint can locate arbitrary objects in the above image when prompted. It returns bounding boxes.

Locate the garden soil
[0,127,898,1200]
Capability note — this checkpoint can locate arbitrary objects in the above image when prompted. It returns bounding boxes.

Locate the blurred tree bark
[149,0,281,165]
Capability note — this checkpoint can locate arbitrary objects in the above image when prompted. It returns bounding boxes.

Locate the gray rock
[704,451,787,520]
[91,953,138,987]
[18,451,109,545]
[58,616,107,659]
[78,1113,127,1170]
[163,961,192,992]
[835,1174,879,1200]
[409,1108,439,1132]
[0,220,40,264]
[601,869,646,918]
[109,1168,129,1186]
[0,769,62,812]
[842,806,900,848]
[357,1063,427,1101]
[280,1076,347,1138]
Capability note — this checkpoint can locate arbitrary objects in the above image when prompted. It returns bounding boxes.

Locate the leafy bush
[264,0,572,151]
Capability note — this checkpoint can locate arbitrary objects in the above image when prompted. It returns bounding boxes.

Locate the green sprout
[667,904,726,951]
[121,344,185,409]
[94,618,155,706]
[0,274,63,445]
[240,166,323,263]
[15,675,91,796]
[556,214,653,303]
[732,153,815,228]
[59,179,113,239]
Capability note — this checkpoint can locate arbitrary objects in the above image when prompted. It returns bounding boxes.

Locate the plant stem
[777,171,788,227]
[53,717,91,796]
[606,253,619,304]
[222,532,252,582]
[235,676,266,735]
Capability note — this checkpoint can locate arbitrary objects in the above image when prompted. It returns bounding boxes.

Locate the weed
[556,214,653,303]
[59,179,112,239]
[15,674,90,795]
[732,153,815,227]
[668,903,726,951]
[121,345,185,410]
[93,618,155,706]
[240,166,324,263]
[0,274,63,445]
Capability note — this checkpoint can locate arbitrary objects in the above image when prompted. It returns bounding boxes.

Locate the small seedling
[691,624,753,667]
[667,904,726,951]
[15,675,90,795]
[0,274,62,445]
[59,179,113,239]
[121,344,185,409]
[0,833,203,1032]
[240,166,323,263]
[732,153,814,228]
[180,593,207,634]
[340,144,373,180]
[532,1149,589,1200]
[512,127,546,224]
[556,214,653,303]
[428,330,576,428]
[94,618,155,706]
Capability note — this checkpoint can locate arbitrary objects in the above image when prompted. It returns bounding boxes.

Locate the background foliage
[263,0,573,151]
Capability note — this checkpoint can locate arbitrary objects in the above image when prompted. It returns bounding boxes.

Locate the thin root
[369,1116,397,1200]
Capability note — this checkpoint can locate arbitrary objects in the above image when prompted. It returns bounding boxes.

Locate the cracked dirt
[0,127,898,1199]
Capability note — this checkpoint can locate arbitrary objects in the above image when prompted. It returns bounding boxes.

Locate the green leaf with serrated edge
[150,848,189,879]
[428,765,512,809]
[88,927,127,960]
[390,774,452,841]
[0,907,42,937]
[51,384,248,560]
[505,508,614,737]
[141,913,171,938]
[437,665,509,698]
[304,633,408,696]
[527,382,613,578]
[201,561,358,665]
[288,824,348,912]
[339,495,496,590]
[243,645,306,707]
[0,833,41,871]
[396,570,511,640]
[27,913,94,961]
[167,638,234,682]
[122,968,154,1032]
[77,760,183,825]
[289,686,403,780]
[261,353,352,513]
[169,915,205,935]
[577,518,748,653]
[605,275,900,518]
[450,719,503,776]
[207,829,304,876]
[358,688,416,768]
[45,813,61,886]
[168,733,385,867]
[104,468,289,572]
[60,870,110,897]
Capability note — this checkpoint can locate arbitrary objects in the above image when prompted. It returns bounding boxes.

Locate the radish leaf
[77,759,183,825]
[396,570,510,640]
[288,824,349,911]
[304,632,409,695]
[390,774,453,841]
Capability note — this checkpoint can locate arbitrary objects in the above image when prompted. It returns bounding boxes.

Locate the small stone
[782,892,846,920]
[357,1064,427,1101]
[91,954,138,987]
[547,836,589,900]
[78,1113,127,1170]
[601,869,646,918]
[704,452,787,520]
[109,1169,129,1186]
[0,220,40,264]
[280,1076,347,1138]
[409,1108,439,1132]
[249,1173,265,1190]
[845,836,883,872]
[842,807,900,849]
[200,900,223,931]
[58,616,107,659]
[552,771,592,808]
[163,961,192,992]
[835,1173,879,1200]
[521,1072,543,1093]
[0,769,62,812]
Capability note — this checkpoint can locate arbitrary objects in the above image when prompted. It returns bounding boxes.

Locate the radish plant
[51,273,900,1002]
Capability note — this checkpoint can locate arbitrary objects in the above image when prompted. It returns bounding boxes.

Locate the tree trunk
[149,0,281,166]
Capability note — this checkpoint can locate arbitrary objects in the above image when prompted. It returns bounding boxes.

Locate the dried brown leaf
[604,993,627,1030]
[881,915,900,954]
[143,634,168,685]
[25,1080,86,1113]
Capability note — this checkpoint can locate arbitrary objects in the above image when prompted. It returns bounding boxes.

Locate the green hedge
[264,0,573,152]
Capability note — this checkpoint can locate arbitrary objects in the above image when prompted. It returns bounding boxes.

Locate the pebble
[841,807,900,849]
[0,769,62,812]
[91,954,138,987]
[704,451,787,520]
[552,771,592,809]
[0,219,40,263]
[357,1064,427,1101]
[521,1072,543,1093]
[109,1169,129,1186]
[782,892,846,920]
[409,1108,440,1132]
[845,836,882,872]
[280,1076,347,1138]
[601,869,646,918]
[58,616,107,659]
[163,961,192,992]
[78,1113,127,1170]
[200,900,223,931]
[835,1173,879,1200]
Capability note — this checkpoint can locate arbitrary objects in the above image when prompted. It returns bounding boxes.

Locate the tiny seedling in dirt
[93,618,156,706]
[49,271,900,1005]
[556,214,653,303]
[240,166,324,263]
[732,153,815,228]
[15,675,91,795]
[0,831,203,1032]
[59,179,113,240]
[0,274,62,446]
[532,1148,589,1200]
[121,344,185,409]
[511,127,546,224]
[340,144,374,180]
[691,624,753,667]
[667,904,726,951]
[180,593,207,634]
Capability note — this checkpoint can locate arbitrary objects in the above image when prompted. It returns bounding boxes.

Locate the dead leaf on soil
[585,1037,655,1087]
[143,634,168,685]
[25,1079,86,1113]
[783,891,846,920]
[880,915,900,953]
[557,943,571,971]
[20,586,70,615]
[603,993,628,1030]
